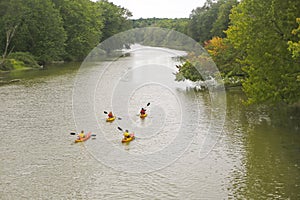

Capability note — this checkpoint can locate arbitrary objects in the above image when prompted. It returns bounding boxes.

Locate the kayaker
[140,108,146,115]
[123,130,131,139]
[78,130,85,139]
[108,111,114,118]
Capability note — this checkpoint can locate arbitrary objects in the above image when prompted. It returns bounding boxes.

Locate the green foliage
[8,52,39,68]
[53,0,103,61]
[175,60,203,82]
[0,52,39,71]
[8,59,27,70]
[0,59,13,71]
[204,37,245,86]
[211,0,239,38]
[92,0,133,55]
[128,27,197,52]
[97,0,132,42]
[0,0,28,56]
[132,18,189,35]
[175,52,218,82]
[288,18,300,59]
[7,0,66,63]
[187,0,238,43]
[226,0,300,105]
[0,0,133,65]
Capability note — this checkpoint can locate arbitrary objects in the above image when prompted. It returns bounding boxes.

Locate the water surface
[0,46,299,199]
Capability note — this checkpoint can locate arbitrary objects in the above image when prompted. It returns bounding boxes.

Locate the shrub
[8,52,39,68]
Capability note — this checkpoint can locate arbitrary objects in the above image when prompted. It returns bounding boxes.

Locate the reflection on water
[224,90,300,199]
[0,49,299,199]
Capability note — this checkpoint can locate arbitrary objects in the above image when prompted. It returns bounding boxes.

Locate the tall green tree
[96,0,132,42]
[187,0,236,43]
[211,0,238,38]
[204,37,244,86]
[53,0,103,61]
[93,0,133,55]
[226,0,300,104]
[187,1,216,43]
[0,0,66,64]
[0,0,23,59]
[25,0,66,63]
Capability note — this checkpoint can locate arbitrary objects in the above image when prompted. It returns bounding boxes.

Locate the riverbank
[0,78,21,86]
[0,62,81,87]
[0,52,41,72]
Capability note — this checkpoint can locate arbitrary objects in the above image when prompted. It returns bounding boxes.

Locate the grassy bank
[0,52,40,72]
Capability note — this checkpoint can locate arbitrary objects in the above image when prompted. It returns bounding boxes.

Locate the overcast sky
[105,0,206,19]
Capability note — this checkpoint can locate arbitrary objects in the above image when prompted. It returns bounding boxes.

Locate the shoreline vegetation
[0,52,40,72]
[0,0,299,105]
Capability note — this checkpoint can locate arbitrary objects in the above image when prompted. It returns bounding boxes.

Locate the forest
[0,0,132,68]
[0,0,299,105]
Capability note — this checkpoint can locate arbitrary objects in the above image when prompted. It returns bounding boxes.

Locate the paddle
[118,127,131,134]
[70,132,96,137]
[137,102,150,116]
[91,134,96,139]
[104,111,122,120]
[142,102,151,110]
[118,127,132,136]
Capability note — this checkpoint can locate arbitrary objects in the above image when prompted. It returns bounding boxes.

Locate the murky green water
[0,47,299,199]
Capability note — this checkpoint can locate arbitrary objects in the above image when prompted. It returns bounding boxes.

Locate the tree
[26,0,66,63]
[175,51,218,83]
[0,0,66,64]
[288,18,300,59]
[204,37,244,86]
[132,18,189,35]
[211,0,238,38]
[187,0,236,43]
[188,3,214,43]
[0,0,26,60]
[96,0,132,42]
[226,0,300,104]
[53,0,103,61]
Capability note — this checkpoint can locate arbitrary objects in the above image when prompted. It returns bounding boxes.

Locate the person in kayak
[108,111,114,118]
[140,108,146,115]
[78,130,85,139]
[123,130,131,139]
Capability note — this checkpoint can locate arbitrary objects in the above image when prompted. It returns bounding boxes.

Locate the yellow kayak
[140,113,147,118]
[75,132,92,143]
[106,116,115,122]
[122,133,135,143]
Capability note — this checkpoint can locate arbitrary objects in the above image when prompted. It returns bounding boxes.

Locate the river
[0,46,299,199]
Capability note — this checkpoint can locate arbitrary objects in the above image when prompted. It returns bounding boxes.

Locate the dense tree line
[187,0,238,43]
[175,0,300,105]
[0,0,132,69]
[226,0,300,105]
[1,0,299,105]
[175,0,242,87]
[132,18,189,35]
